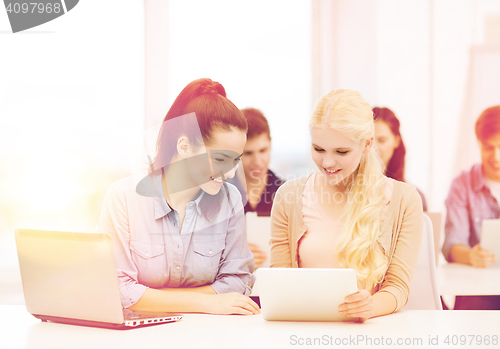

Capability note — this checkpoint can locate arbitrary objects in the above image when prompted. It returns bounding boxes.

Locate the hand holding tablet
[339,289,373,322]
[479,219,500,267]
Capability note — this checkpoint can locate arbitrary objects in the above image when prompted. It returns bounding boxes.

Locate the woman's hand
[339,289,373,322]
[248,243,267,269]
[203,292,261,315]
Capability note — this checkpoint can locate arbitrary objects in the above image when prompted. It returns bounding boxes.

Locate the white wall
[312,0,500,211]
[375,0,431,201]
[164,0,312,178]
[0,1,144,233]
[432,0,500,211]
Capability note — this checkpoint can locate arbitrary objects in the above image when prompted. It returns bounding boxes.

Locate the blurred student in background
[232,108,284,268]
[240,108,284,215]
[373,107,428,211]
[271,89,423,322]
[442,105,500,310]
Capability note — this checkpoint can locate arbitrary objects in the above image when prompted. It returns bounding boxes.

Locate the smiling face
[311,127,372,189]
[241,133,271,183]
[187,128,246,195]
[374,120,400,168]
[480,134,500,182]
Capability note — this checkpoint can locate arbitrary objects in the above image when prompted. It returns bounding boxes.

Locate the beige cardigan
[270,174,423,311]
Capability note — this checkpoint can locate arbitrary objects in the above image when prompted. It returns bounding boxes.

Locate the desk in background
[2,305,499,349]
[438,263,500,296]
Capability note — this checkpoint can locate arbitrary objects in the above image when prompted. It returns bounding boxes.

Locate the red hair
[151,78,247,172]
[475,106,500,143]
[373,107,406,182]
[241,108,271,140]
[151,78,247,220]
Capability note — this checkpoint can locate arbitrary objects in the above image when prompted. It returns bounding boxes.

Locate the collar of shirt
[153,191,205,219]
[263,169,283,194]
[244,169,283,214]
[471,163,488,192]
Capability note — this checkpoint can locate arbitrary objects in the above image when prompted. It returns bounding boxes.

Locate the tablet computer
[481,219,500,265]
[245,212,271,268]
[256,268,358,321]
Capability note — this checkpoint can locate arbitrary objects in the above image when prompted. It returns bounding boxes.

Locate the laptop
[256,268,358,321]
[15,229,182,329]
[481,219,500,265]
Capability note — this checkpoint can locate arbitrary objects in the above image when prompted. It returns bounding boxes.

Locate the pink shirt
[443,163,500,260]
[298,173,393,291]
[299,173,344,268]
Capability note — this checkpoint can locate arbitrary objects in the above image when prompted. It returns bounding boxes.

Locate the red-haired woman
[373,107,427,211]
[97,79,259,315]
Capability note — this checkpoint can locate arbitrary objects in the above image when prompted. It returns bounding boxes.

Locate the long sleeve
[442,176,472,261]
[211,185,255,295]
[96,184,148,308]
[270,182,294,268]
[378,186,423,311]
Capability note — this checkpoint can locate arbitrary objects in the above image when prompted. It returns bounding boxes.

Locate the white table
[438,263,500,296]
[1,305,499,349]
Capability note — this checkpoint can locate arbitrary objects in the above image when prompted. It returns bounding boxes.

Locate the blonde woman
[270,89,423,321]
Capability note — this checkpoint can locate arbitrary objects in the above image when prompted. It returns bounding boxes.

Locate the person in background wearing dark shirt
[234,108,284,268]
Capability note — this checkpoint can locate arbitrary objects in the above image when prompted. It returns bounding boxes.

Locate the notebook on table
[256,268,358,321]
[245,212,272,298]
[480,219,500,265]
[15,228,182,329]
[245,212,272,268]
